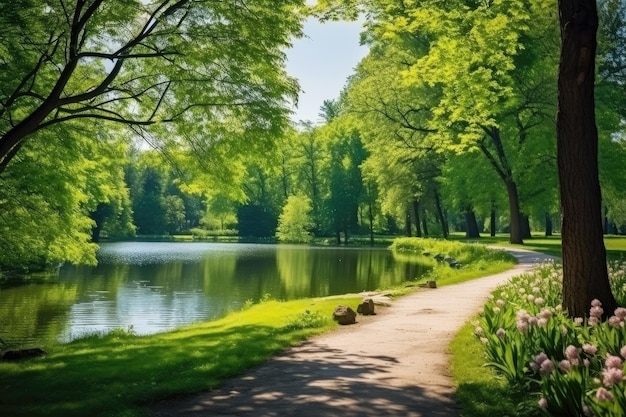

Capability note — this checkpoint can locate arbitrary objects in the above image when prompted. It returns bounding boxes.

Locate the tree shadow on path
[150,340,458,417]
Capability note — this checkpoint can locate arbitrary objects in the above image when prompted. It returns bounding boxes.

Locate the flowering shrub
[477,261,626,416]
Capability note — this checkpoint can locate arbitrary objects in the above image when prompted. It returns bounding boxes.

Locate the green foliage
[0,123,131,268]
[284,310,330,330]
[276,195,314,243]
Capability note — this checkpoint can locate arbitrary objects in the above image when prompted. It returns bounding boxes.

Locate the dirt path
[150,248,552,417]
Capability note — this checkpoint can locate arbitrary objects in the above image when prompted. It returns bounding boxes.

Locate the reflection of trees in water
[1,245,434,349]
[0,282,78,348]
[276,247,316,298]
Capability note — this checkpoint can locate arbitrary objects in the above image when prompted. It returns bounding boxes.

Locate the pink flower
[590,305,604,318]
[516,321,529,333]
[620,345,626,360]
[559,359,572,373]
[583,343,598,356]
[589,316,599,326]
[592,299,603,307]
[496,328,506,339]
[529,316,538,326]
[474,326,484,336]
[608,315,622,328]
[574,317,584,326]
[540,359,555,375]
[538,309,552,320]
[496,299,505,307]
[596,387,614,402]
[538,318,548,327]
[602,367,624,387]
[534,297,545,306]
[615,307,626,320]
[565,345,580,360]
[606,353,623,370]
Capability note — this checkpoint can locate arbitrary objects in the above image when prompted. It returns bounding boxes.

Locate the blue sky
[285,17,368,124]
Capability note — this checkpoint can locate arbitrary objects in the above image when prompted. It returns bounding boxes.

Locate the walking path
[150,248,553,417]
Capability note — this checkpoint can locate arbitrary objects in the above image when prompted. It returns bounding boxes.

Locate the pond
[0,242,431,349]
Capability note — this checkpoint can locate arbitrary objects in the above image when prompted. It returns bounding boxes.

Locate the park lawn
[0,296,359,417]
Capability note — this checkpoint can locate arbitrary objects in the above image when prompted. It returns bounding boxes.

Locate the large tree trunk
[557,0,617,317]
[421,206,429,236]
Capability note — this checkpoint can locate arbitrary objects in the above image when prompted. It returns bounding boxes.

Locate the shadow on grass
[0,323,325,417]
[455,382,542,417]
[150,340,459,417]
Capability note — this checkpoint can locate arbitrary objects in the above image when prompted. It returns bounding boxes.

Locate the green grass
[450,321,542,417]
[0,296,359,417]
[390,237,518,287]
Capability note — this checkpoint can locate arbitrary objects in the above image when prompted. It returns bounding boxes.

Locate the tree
[0,0,304,173]
[557,0,617,316]
[133,167,167,235]
[276,195,314,243]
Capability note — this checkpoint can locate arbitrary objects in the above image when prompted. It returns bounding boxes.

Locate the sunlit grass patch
[390,237,517,287]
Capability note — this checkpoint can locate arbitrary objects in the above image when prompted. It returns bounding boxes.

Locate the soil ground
[150,248,553,417]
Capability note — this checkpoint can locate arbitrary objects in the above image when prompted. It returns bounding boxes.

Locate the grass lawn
[0,296,359,417]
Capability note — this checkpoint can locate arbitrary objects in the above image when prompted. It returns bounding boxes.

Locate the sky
[285,17,369,125]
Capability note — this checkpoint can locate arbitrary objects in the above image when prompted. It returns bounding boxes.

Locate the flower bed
[477,260,626,416]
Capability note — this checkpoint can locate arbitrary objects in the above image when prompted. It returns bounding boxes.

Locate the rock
[2,348,47,362]
[433,254,445,262]
[332,305,356,325]
[356,298,376,315]
[428,280,437,289]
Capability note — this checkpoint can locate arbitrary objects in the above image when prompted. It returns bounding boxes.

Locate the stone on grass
[357,298,376,316]
[333,305,356,325]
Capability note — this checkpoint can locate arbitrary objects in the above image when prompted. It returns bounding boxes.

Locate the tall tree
[557,0,617,316]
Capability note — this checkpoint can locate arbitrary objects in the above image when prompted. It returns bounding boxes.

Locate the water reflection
[0,242,431,348]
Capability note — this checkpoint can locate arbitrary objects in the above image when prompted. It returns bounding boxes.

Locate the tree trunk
[557,0,617,317]
[506,181,524,244]
[490,205,497,237]
[421,206,429,236]
[412,200,422,237]
[478,128,524,244]
[521,214,531,239]
[464,208,480,238]
[405,205,412,237]
[433,188,449,238]
[545,213,553,237]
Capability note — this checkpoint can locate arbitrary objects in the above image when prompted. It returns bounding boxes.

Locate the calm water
[0,242,430,348]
